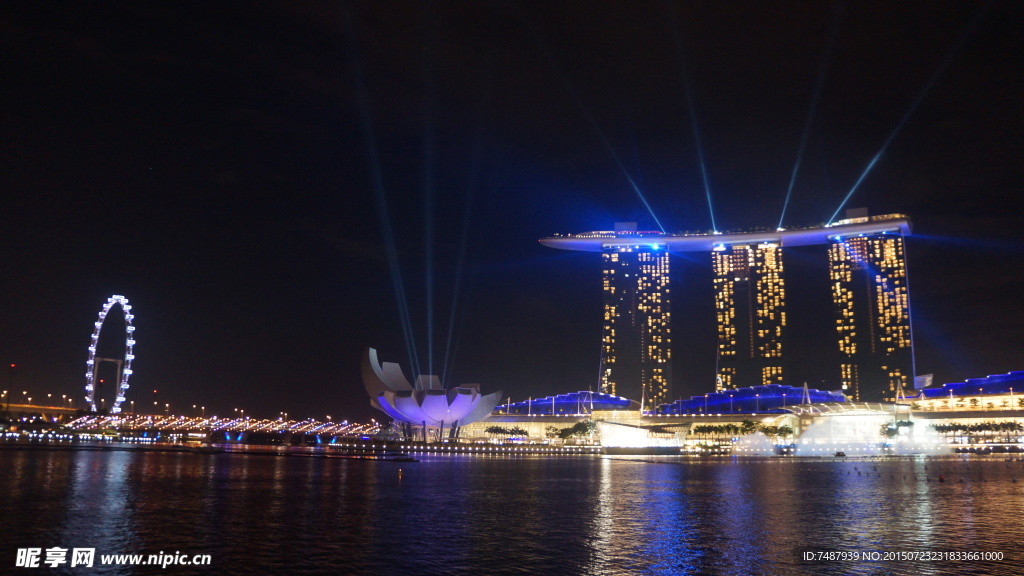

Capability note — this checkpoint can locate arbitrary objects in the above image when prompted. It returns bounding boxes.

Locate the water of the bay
[2,447,1022,575]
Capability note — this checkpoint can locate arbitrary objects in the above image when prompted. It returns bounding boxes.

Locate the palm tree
[485,425,510,437]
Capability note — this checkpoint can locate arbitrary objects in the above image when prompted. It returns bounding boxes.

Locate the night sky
[2,1,1022,422]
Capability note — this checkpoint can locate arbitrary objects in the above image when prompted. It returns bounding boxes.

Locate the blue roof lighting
[919,371,1024,398]
[654,384,846,415]
[494,391,638,415]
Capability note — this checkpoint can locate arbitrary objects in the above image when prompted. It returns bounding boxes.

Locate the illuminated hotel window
[601,245,671,409]
[712,244,787,388]
[550,216,914,408]
[829,234,912,402]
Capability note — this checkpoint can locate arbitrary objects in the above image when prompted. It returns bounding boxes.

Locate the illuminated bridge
[63,415,381,437]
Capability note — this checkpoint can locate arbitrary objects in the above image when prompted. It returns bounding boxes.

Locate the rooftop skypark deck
[539,213,911,252]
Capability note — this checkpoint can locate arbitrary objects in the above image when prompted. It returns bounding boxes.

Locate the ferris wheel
[84,295,136,414]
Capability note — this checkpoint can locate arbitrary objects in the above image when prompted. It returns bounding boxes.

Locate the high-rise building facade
[601,244,671,410]
[828,231,912,402]
[540,212,912,409]
[712,242,787,391]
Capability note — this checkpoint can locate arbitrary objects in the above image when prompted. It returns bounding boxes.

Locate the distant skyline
[2,2,1022,421]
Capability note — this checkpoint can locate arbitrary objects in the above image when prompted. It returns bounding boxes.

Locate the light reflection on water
[1,449,1022,575]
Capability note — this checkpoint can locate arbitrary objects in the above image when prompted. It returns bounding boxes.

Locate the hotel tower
[828,219,913,402]
[712,242,787,391]
[540,211,913,407]
[600,224,672,410]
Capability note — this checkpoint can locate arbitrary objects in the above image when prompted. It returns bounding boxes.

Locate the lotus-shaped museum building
[362,348,501,440]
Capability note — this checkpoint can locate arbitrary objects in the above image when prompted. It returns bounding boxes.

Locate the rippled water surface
[2,448,1022,575]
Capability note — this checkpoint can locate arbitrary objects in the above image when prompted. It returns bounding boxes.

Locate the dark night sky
[2,1,1022,422]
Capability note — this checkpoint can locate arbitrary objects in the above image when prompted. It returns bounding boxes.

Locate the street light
[7,364,15,415]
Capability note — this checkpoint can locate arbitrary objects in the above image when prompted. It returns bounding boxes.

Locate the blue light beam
[343,7,420,375]
[440,91,488,388]
[421,3,437,381]
[778,5,842,230]
[828,6,989,225]
[668,2,717,233]
[515,7,666,233]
